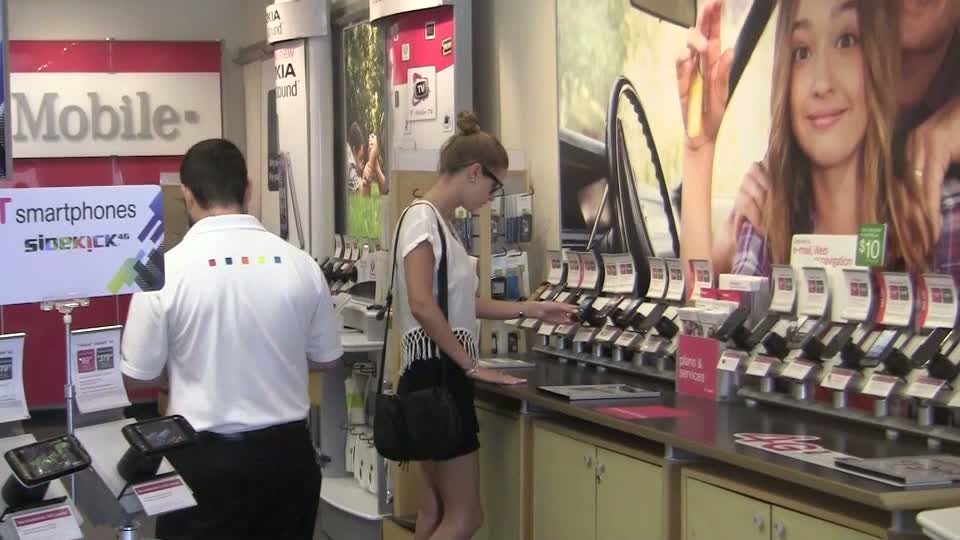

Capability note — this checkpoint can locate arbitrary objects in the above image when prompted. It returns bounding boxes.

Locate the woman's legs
[415,461,442,540]
[429,451,483,540]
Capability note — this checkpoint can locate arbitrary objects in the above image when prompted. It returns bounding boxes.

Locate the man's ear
[180,184,197,212]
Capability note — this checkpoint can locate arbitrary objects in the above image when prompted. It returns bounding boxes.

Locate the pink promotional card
[596,405,693,421]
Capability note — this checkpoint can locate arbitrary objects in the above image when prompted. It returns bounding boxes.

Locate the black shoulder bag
[373,202,463,462]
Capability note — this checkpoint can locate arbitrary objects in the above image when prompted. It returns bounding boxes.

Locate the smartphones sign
[0,185,164,305]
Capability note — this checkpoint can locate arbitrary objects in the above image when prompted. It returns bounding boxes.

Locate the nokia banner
[0,185,165,305]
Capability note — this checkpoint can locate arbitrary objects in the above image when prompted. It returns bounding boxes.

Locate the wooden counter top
[475,354,960,513]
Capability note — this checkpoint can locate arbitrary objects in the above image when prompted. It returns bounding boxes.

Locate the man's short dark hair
[180,139,249,209]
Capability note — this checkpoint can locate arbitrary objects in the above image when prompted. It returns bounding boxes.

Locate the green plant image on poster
[343,23,387,240]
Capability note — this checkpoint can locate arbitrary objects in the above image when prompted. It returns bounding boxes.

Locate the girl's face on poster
[789,0,869,172]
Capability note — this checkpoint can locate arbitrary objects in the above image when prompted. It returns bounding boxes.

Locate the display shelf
[320,476,384,521]
[340,330,384,353]
[919,507,960,540]
[739,387,960,445]
[532,345,676,383]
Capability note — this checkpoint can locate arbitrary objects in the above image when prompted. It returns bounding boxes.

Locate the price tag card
[617,259,637,294]
[770,265,797,313]
[547,251,564,284]
[554,324,577,337]
[862,374,899,398]
[0,334,29,424]
[12,504,83,540]
[641,336,668,354]
[505,318,522,327]
[800,267,830,317]
[555,291,572,303]
[876,272,913,327]
[595,327,621,344]
[615,331,642,349]
[689,259,714,300]
[781,359,816,381]
[822,367,855,391]
[665,258,685,302]
[566,253,584,289]
[133,474,197,516]
[718,350,747,372]
[746,355,777,377]
[592,296,610,312]
[537,323,556,336]
[521,317,541,329]
[918,273,958,329]
[574,328,598,343]
[906,377,947,400]
[334,235,344,258]
[840,268,872,322]
[647,258,668,299]
[581,253,600,290]
[603,260,620,295]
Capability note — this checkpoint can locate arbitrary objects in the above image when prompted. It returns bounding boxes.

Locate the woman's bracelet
[465,358,480,375]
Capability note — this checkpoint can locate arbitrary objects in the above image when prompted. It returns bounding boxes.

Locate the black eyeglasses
[480,164,504,198]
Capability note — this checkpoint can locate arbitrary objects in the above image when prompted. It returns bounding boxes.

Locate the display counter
[388,353,960,540]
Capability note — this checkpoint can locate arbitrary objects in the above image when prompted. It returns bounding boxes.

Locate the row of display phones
[1,416,196,511]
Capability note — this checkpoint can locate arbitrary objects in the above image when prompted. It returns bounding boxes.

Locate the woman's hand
[676,0,735,151]
[526,301,577,325]
[732,161,771,235]
[469,368,526,385]
[909,96,960,240]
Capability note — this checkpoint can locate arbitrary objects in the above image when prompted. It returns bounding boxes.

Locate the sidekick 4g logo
[24,233,130,253]
[412,73,430,106]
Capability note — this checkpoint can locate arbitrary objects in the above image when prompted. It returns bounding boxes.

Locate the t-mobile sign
[10,72,221,158]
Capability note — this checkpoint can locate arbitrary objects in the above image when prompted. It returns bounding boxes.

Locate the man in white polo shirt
[121,139,342,540]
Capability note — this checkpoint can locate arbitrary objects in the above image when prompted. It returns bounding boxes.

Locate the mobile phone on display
[865,329,899,362]
[613,298,644,328]
[4,435,91,488]
[711,307,750,343]
[122,416,198,457]
[787,318,820,350]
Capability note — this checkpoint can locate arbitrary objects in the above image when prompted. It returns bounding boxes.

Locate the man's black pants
[155,421,321,540]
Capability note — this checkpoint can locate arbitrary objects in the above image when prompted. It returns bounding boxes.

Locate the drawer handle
[596,463,605,481]
[753,513,766,531]
[773,521,785,539]
[584,455,594,468]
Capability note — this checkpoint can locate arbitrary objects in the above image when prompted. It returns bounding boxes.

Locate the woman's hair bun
[456,111,481,136]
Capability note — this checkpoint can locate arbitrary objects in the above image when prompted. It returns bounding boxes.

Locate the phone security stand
[0,434,85,540]
[73,419,196,540]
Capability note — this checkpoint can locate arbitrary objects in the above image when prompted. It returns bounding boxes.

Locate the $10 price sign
[856,223,887,268]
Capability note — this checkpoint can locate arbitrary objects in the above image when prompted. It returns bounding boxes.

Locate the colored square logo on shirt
[258,256,267,264]
[225,257,233,265]
[208,259,216,267]
[274,256,282,264]
[242,257,250,265]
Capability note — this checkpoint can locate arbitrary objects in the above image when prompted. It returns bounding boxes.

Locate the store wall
[8,0,272,155]
[475,0,561,286]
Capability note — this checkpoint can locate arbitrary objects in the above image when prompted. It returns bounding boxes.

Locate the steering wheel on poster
[597,76,678,297]
[590,0,777,296]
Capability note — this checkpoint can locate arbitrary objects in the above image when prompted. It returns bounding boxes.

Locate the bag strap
[376,201,451,396]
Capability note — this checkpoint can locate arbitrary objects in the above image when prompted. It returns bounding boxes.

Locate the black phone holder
[117,416,198,485]
[1,477,49,511]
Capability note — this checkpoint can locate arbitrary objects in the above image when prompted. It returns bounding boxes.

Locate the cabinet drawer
[685,479,769,540]
[772,506,880,540]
